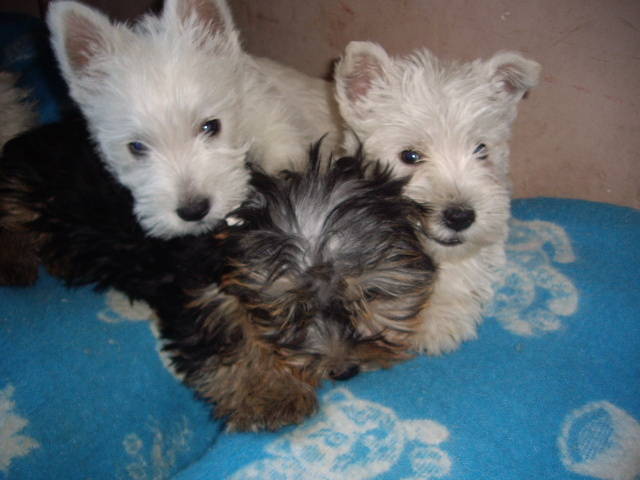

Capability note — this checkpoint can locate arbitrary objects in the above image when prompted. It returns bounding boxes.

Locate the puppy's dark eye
[363,288,377,302]
[473,143,488,160]
[201,119,221,137]
[128,141,148,157]
[399,149,424,165]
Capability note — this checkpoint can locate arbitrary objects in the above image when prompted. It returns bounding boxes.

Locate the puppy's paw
[226,387,318,432]
[0,262,39,286]
[0,230,39,286]
[411,312,479,356]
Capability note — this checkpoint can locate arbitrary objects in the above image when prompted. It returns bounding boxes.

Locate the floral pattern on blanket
[0,385,39,474]
[559,401,640,480]
[487,219,579,336]
[229,388,452,480]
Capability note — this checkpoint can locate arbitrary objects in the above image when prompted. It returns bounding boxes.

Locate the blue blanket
[2,198,638,480]
[1,13,639,480]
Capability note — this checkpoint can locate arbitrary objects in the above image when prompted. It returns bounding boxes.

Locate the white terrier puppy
[335,42,540,355]
[47,0,338,238]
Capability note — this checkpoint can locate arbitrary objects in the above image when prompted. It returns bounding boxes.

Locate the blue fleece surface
[1,199,639,480]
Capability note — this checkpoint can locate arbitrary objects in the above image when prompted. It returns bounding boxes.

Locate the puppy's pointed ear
[335,41,392,120]
[163,0,240,50]
[47,1,120,81]
[485,51,541,101]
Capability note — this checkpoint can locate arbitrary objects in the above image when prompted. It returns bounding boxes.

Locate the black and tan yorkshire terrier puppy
[162,148,437,430]
[0,118,437,430]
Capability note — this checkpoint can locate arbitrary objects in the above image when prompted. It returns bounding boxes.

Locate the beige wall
[2,0,638,208]
[229,0,640,209]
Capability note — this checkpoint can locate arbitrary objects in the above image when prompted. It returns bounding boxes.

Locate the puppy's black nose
[176,198,211,222]
[329,364,360,381]
[443,206,475,231]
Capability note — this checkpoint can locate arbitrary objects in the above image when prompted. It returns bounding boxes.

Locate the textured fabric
[1,198,639,480]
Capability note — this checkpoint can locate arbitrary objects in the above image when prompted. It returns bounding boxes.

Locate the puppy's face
[48,0,251,238]
[173,153,436,430]
[228,157,434,373]
[335,43,540,262]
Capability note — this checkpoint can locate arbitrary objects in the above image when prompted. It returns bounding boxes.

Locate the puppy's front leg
[0,229,40,286]
[190,340,320,432]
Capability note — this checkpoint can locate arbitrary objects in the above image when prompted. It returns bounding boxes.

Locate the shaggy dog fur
[0,71,38,285]
[335,42,540,355]
[0,72,37,149]
[0,119,435,430]
[164,147,436,431]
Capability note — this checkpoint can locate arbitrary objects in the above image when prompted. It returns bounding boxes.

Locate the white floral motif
[487,219,579,336]
[0,384,40,473]
[98,289,153,323]
[558,401,640,480]
[229,388,452,480]
[122,416,192,480]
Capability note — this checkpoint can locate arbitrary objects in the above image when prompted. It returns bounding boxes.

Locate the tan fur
[0,75,39,285]
[0,72,37,150]
[192,335,320,432]
[175,248,433,431]
[0,180,48,285]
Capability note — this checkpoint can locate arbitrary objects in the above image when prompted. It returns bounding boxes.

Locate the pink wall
[3,0,638,207]
[230,0,640,209]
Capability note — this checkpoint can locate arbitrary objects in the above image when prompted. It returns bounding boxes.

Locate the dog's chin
[426,225,507,263]
[427,237,472,263]
[140,213,221,239]
[430,234,463,247]
[425,229,485,263]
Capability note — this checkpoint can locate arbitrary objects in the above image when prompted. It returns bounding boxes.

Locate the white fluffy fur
[47,0,338,238]
[0,72,37,150]
[335,42,540,355]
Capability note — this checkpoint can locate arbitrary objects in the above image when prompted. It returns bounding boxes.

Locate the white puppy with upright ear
[47,0,338,239]
[335,42,540,355]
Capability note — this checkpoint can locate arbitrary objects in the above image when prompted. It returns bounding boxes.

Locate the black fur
[0,115,225,316]
[226,145,433,344]
[162,144,436,380]
[0,118,436,429]
[155,145,438,430]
